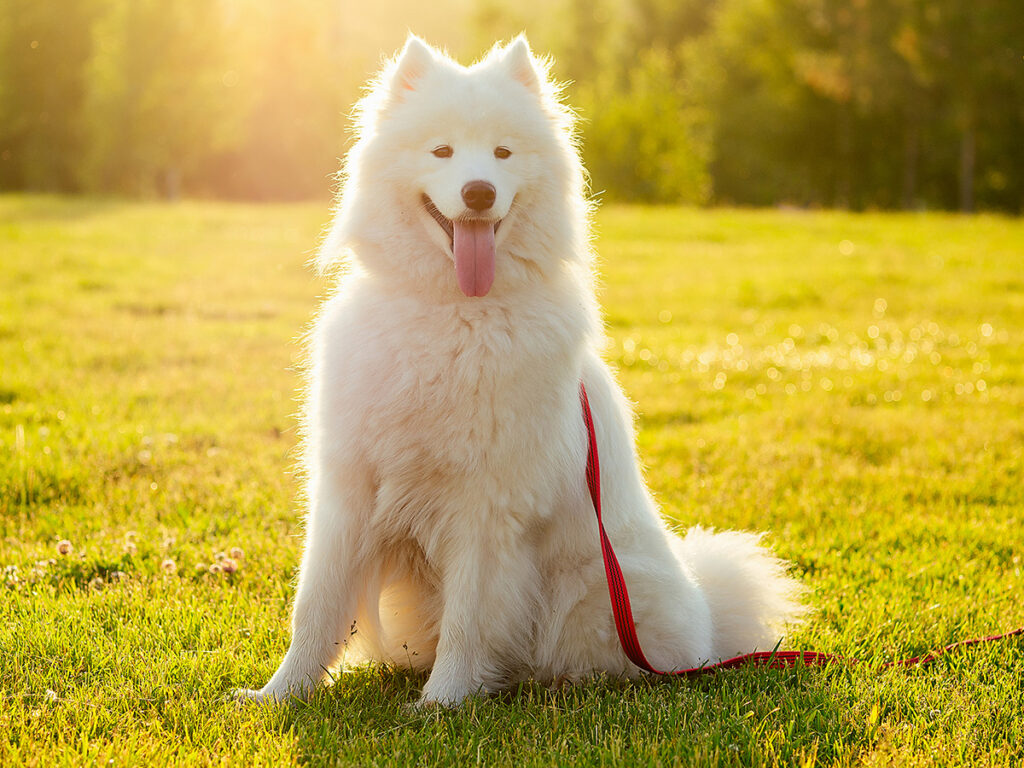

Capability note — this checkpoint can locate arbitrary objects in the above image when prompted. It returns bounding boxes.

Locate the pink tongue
[453,219,495,297]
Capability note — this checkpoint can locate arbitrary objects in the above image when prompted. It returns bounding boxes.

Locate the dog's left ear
[501,36,543,96]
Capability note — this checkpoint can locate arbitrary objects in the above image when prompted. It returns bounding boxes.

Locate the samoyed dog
[237,36,803,707]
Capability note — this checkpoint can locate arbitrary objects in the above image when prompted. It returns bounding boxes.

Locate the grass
[1,194,1022,766]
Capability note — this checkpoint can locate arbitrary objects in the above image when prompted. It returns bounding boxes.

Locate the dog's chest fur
[316,275,591,547]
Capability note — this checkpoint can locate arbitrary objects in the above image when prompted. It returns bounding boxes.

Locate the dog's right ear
[501,36,543,96]
[387,36,436,96]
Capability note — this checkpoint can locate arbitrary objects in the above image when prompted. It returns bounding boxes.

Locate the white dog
[237,36,803,707]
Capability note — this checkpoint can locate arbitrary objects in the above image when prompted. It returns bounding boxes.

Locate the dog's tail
[671,527,807,660]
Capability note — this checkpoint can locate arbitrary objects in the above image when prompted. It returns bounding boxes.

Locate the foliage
[1,0,1021,208]
[0,0,347,200]
[81,0,244,196]
[0,0,98,191]
[2,196,1023,764]
[577,48,711,204]
[681,0,1024,211]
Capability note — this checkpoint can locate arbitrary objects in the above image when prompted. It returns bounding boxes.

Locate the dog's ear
[390,35,436,94]
[501,36,543,96]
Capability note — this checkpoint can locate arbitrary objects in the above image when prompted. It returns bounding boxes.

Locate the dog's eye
[494,146,512,159]
[432,145,453,158]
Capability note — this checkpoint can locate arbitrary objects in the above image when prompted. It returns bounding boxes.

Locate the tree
[204,0,347,200]
[0,0,101,191]
[578,48,711,203]
[80,0,245,196]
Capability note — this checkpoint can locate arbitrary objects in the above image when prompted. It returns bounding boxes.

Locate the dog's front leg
[235,474,367,704]
[418,522,537,707]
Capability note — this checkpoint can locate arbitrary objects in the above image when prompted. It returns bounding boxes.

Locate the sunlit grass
[1,196,1022,766]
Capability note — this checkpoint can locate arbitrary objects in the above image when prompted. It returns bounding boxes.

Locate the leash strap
[578,382,1023,675]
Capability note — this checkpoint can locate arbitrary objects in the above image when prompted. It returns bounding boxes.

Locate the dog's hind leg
[235,470,371,704]
[417,519,539,707]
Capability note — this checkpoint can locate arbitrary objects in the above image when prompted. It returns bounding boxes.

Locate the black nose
[461,180,496,211]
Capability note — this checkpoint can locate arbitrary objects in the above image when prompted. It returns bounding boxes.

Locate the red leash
[578,382,1023,675]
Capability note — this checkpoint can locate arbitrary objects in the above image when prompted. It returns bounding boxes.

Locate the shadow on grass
[268,665,869,767]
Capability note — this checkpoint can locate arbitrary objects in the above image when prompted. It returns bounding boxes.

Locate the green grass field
[2,195,1022,766]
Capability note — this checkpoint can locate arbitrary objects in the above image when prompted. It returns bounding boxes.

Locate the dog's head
[321,36,589,299]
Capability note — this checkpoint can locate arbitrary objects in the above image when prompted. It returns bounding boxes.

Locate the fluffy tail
[671,527,807,660]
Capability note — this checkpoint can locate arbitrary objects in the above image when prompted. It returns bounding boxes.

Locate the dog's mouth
[423,194,455,241]
[422,194,503,298]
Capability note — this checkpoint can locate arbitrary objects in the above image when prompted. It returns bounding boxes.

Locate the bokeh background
[3,0,1022,211]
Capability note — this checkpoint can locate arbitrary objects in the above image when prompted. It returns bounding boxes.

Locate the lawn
[1,195,1022,766]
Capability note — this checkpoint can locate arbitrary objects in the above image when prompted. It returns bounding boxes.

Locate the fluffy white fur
[236,36,804,707]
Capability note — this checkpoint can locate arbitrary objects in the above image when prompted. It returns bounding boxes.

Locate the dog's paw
[417,675,481,708]
[413,693,461,710]
[230,687,288,706]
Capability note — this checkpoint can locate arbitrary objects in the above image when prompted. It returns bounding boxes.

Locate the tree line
[1,0,348,200]
[521,0,1024,211]
[3,0,1022,211]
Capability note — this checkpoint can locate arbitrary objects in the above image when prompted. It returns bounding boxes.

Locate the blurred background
[2,0,1022,211]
